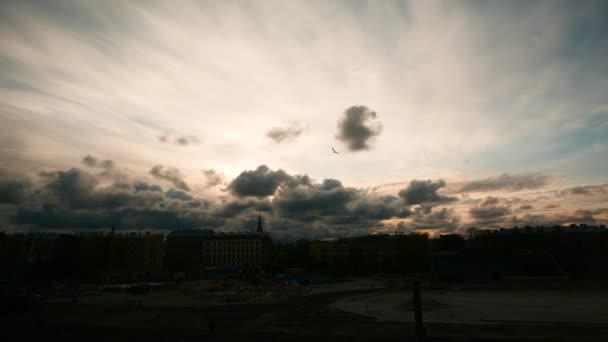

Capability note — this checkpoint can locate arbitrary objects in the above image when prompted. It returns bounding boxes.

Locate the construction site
[3,275,608,341]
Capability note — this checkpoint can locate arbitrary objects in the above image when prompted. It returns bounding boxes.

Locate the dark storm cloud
[398,179,455,205]
[133,182,163,193]
[12,207,224,230]
[3,162,420,239]
[266,123,304,143]
[82,155,97,167]
[228,165,290,197]
[519,204,534,210]
[459,173,553,192]
[202,169,225,188]
[0,175,31,204]
[42,168,143,210]
[165,189,193,201]
[213,199,272,218]
[335,105,382,151]
[273,180,356,217]
[149,165,190,191]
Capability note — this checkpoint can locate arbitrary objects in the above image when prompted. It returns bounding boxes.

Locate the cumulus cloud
[266,123,305,143]
[335,106,382,151]
[398,179,455,205]
[202,169,225,188]
[1,159,607,239]
[228,165,290,197]
[149,165,190,191]
[459,173,554,193]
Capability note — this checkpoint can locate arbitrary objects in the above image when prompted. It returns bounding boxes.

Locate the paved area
[331,291,608,324]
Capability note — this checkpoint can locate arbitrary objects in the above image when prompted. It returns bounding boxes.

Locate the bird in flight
[332,147,340,154]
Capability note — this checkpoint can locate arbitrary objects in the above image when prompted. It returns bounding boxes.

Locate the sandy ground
[331,290,608,324]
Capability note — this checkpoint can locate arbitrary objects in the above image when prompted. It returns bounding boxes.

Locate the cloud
[175,136,200,146]
[267,123,305,143]
[545,204,560,209]
[519,204,534,210]
[134,182,163,193]
[100,159,115,169]
[0,172,31,204]
[459,173,554,192]
[82,155,97,167]
[228,165,290,197]
[149,165,190,191]
[557,184,608,197]
[407,207,461,232]
[398,179,455,205]
[81,155,115,172]
[158,134,200,146]
[12,207,224,230]
[165,189,194,201]
[469,196,512,221]
[213,199,272,218]
[202,169,225,188]
[335,105,382,151]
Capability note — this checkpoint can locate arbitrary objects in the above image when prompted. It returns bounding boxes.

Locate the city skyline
[1,1,607,239]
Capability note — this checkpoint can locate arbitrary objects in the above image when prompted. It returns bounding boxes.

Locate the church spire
[257,212,263,233]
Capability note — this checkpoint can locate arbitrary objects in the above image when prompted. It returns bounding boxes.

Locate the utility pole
[409,277,425,342]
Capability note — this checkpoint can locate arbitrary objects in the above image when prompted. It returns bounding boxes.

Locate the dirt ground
[3,278,608,341]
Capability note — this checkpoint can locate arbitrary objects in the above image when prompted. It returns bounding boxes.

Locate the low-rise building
[166,214,272,277]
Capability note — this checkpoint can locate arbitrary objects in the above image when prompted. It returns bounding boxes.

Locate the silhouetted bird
[332,147,340,154]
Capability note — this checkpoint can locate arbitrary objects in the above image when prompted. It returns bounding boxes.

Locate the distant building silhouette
[166,215,272,278]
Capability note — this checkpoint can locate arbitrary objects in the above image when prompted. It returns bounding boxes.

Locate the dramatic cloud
[459,173,554,193]
[469,196,512,221]
[398,179,454,205]
[149,165,190,191]
[335,106,382,151]
[213,199,272,218]
[266,123,304,143]
[134,182,163,193]
[0,176,30,204]
[404,207,461,232]
[519,204,534,211]
[228,165,290,198]
[202,169,225,188]
[165,189,194,201]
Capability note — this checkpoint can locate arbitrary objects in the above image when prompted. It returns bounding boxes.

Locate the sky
[1,0,607,240]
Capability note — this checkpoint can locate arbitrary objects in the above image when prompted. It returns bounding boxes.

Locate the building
[165,214,273,277]
[77,228,164,282]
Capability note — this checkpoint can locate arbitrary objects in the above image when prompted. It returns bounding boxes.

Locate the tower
[257,212,263,233]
